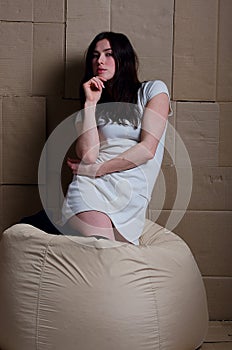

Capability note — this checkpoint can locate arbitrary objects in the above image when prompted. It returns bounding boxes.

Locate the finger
[94,76,107,86]
[67,161,77,170]
[91,77,105,90]
[84,77,105,92]
[90,81,102,91]
[89,80,101,92]
[67,157,78,163]
[67,159,74,167]
[83,80,99,92]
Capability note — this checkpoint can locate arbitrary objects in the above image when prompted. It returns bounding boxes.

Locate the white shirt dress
[62,80,172,244]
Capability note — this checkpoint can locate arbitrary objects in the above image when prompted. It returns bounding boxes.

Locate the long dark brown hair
[79,32,142,127]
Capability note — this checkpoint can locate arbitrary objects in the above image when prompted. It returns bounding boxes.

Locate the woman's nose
[98,54,105,64]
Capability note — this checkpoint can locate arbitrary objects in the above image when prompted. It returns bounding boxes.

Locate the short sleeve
[140,80,173,116]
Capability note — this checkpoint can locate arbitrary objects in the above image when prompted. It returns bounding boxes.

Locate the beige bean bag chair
[0,219,208,350]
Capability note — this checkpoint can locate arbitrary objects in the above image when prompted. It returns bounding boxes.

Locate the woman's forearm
[75,102,100,163]
[97,94,168,176]
[68,140,157,178]
[97,140,158,176]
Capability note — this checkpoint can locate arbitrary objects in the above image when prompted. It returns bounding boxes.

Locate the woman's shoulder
[139,80,170,101]
[141,79,169,93]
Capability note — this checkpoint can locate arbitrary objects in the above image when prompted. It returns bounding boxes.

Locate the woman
[62,31,172,244]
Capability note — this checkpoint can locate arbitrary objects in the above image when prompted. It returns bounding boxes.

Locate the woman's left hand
[67,158,102,178]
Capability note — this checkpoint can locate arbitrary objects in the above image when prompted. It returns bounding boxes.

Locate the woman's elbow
[75,140,99,164]
[82,154,98,164]
[142,143,157,161]
[76,147,98,164]
[145,150,155,161]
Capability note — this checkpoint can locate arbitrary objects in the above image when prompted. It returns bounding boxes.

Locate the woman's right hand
[83,76,107,104]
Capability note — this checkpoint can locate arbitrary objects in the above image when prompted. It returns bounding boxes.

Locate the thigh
[68,211,115,239]
[80,212,130,243]
[77,211,113,228]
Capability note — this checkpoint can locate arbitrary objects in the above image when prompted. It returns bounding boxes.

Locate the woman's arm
[75,102,100,164]
[98,92,169,175]
[75,76,106,164]
[69,92,169,177]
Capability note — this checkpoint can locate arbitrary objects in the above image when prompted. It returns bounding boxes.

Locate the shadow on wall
[65,57,85,99]
[61,141,76,196]
[35,57,85,99]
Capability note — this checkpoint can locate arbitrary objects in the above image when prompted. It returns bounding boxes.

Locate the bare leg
[67,211,131,243]
[68,211,116,240]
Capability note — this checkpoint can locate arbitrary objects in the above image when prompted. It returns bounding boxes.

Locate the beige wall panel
[32,23,65,96]
[173,0,218,101]
[111,0,173,88]
[149,210,232,277]
[67,0,110,19]
[138,56,172,92]
[150,166,232,211]
[0,185,42,233]
[0,0,33,21]
[34,0,65,22]
[1,97,45,184]
[162,101,176,166]
[0,0,65,23]
[188,167,231,211]
[0,22,32,96]
[203,277,232,320]
[219,103,232,166]
[65,1,110,98]
[217,0,232,101]
[150,165,177,211]
[175,102,220,167]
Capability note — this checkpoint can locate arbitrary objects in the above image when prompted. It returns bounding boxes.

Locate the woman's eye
[106,52,113,57]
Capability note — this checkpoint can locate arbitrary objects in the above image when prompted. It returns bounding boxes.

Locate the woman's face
[92,39,116,80]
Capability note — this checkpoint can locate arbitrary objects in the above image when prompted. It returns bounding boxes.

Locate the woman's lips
[97,68,106,74]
